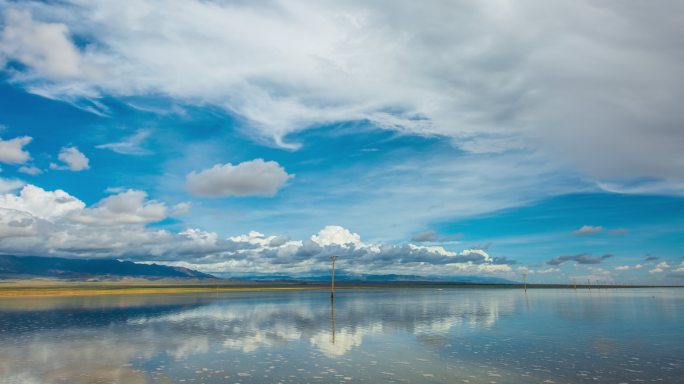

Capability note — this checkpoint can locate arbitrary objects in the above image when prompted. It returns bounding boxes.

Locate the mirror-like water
[1,288,682,383]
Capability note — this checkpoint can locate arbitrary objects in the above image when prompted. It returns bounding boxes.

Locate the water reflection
[0,288,682,383]
[123,289,511,357]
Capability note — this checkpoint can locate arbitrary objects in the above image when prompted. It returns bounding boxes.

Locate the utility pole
[331,255,336,299]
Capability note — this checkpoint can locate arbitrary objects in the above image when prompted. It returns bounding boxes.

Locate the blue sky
[0,1,683,283]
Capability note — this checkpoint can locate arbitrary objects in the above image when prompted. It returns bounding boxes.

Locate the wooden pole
[331,296,336,344]
[573,278,576,290]
[523,273,527,292]
[587,279,591,290]
[331,255,336,299]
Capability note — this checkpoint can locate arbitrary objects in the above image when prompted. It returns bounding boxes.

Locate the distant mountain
[0,255,215,280]
[220,272,518,285]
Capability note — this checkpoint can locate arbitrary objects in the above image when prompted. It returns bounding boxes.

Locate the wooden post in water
[587,279,591,290]
[331,255,336,299]
[523,273,528,292]
[331,296,336,344]
[572,278,577,290]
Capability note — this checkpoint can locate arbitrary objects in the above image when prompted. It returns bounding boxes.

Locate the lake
[1,288,683,383]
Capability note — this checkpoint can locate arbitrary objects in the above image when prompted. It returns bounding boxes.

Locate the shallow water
[0,288,683,383]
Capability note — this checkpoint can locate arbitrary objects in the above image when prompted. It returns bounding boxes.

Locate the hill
[0,255,215,280]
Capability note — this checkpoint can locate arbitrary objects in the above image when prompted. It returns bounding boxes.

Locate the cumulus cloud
[0,184,515,276]
[572,225,603,236]
[17,165,42,175]
[50,146,90,171]
[0,209,36,238]
[0,184,84,220]
[547,253,612,266]
[0,185,177,227]
[1,1,683,183]
[0,184,215,258]
[311,225,363,248]
[0,176,24,193]
[96,129,152,155]
[70,189,167,225]
[186,159,293,197]
[649,262,671,274]
[0,136,31,164]
[675,261,684,273]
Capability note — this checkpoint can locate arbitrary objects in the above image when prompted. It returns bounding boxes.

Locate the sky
[0,0,683,284]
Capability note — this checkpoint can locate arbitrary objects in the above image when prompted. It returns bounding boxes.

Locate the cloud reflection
[0,290,512,382]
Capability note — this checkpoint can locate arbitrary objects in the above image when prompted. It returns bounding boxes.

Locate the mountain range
[0,255,517,284]
[0,255,215,280]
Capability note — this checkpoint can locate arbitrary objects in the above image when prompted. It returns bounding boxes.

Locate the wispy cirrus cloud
[1,1,684,187]
[410,230,463,243]
[96,129,152,155]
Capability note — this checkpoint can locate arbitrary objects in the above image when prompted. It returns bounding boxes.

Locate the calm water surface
[0,288,683,383]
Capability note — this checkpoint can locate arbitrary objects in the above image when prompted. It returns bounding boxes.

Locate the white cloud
[17,165,42,175]
[171,202,191,216]
[0,184,197,257]
[0,177,24,193]
[0,184,84,220]
[96,129,152,155]
[649,262,671,274]
[186,159,293,197]
[50,146,90,171]
[2,1,683,183]
[517,266,559,274]
[459,249,493,263]
[0,136,32,164]
[311,225,363,248]
[0,208,36,238]
[0,9,82,78]
[0,184,516,276]
[572,225,603,236]
[615,264,643,271]
[537,268,560,274]
[70,189,167,225]
[676,261,684,273]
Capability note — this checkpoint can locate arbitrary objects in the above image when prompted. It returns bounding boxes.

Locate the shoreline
[0,281,680,297]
